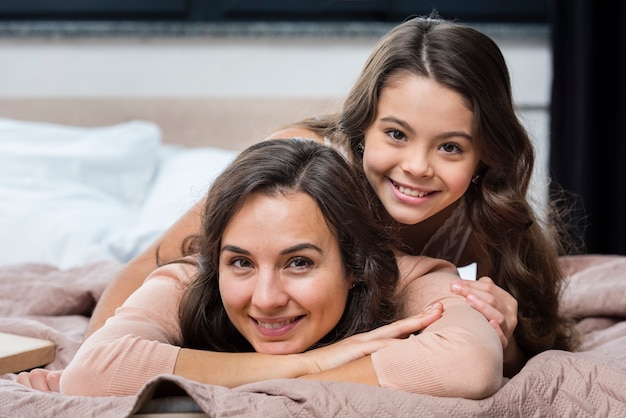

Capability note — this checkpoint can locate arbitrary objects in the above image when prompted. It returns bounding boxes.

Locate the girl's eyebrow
[380,116,416,136]
[380,116,472,141]
[220,243,323,256]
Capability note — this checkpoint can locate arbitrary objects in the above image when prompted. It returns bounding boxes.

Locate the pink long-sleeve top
[60,256,502,398]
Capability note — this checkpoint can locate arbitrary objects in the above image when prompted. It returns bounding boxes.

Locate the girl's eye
[288,257,313,271]
[440,142,462,154]
[385,129,406,142]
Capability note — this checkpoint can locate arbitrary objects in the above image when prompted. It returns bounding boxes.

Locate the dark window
[0,0,549,23]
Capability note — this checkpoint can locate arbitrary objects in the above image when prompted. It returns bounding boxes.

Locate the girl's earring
[356,143,364,156]
[471,175,481,184]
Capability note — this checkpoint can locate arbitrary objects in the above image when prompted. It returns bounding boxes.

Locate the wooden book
[0,332,55,374]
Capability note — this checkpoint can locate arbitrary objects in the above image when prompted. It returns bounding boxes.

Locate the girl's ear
[347,273,358,290]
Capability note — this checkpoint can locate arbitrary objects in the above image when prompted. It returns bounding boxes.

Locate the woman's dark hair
[178,138,400,352]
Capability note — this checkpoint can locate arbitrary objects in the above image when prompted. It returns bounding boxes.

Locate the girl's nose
[401,146,434,177]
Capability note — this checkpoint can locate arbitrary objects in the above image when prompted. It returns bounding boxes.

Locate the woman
[58,139,501,398]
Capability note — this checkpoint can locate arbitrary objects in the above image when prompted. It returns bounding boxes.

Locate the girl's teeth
[397,185,430,197]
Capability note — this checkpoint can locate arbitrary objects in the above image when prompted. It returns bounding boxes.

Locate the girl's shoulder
[264,127,325,143]
[146,258,199,288]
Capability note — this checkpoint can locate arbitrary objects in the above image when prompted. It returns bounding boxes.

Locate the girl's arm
[453,234,525,376]
[450,276,526,376]
[84,197,205,339]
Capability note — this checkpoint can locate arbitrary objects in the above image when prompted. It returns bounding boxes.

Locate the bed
[1,100,625,417]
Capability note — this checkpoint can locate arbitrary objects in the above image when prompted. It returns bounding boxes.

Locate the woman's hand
[16,368,62,392]
[301,302,443,374]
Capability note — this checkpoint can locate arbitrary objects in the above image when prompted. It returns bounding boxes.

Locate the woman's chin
[253,341,306,355]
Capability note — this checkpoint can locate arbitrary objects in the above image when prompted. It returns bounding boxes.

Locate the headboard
[0,97,342,151]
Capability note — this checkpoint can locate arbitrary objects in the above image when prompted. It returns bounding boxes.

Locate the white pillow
[0,118,161,207]
[0,176,133,268]
[0,118,161,268]
[106,145,237,262]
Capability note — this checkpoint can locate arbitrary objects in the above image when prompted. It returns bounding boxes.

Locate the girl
[283,15,578,374]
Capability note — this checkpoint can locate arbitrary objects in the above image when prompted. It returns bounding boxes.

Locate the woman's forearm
[174,349,312,387]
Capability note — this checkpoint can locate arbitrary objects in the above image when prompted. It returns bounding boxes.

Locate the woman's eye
[231,258,252,269]
[440,142,462,154]
[385,129,406,142]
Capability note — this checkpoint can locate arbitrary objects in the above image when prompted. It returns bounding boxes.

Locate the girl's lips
[251,315,304,337]
[389,179,436,199]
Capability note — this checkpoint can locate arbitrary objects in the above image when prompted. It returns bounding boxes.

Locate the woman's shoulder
[395,252,459,290]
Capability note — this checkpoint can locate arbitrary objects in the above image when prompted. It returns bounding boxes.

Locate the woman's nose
[250,268,289,310]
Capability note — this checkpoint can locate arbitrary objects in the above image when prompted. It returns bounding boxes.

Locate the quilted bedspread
[1,255,625,417]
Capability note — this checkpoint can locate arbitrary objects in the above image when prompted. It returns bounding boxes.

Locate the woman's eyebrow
[220,245,249,255]
[220,243,323,255]
[280,243,323,255]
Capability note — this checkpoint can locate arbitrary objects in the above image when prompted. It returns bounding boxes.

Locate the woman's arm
[61,262,443,397]
[304,255,503,399]
[175,309,442,388]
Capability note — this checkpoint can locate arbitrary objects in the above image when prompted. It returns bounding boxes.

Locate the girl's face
[362,72,481,225]
[219,191,351,355]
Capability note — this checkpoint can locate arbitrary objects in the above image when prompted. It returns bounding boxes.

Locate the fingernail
[424,302,441,313]
[450,281,461,292]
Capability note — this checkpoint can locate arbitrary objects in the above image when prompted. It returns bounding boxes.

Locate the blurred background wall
[1,1,621,255]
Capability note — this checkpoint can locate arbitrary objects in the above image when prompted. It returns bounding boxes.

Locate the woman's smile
[252,315,304,337]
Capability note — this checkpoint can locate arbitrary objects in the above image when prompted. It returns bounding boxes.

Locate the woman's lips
[252,315,304,337]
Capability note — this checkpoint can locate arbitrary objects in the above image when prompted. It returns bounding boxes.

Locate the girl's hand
[450,276,518,349]
[450,277,527,376]
[301,303,443,374]
[16,368,62,392]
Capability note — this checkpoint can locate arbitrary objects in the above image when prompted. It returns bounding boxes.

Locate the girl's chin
[386,210,427,225]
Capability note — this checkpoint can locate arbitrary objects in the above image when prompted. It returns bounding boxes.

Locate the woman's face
[362,72,481,225]
[219,191,351,354]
